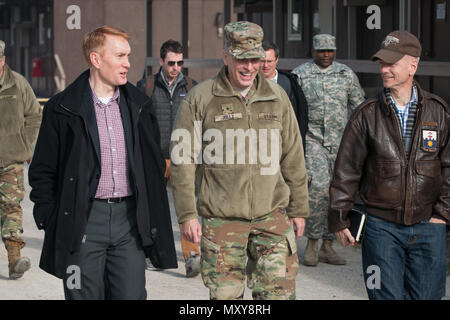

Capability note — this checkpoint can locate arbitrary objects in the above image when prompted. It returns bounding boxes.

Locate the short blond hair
[82,25,131,67]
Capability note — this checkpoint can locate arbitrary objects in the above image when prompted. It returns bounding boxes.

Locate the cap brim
[371,48,404,64]
[231,47,266,59]
[313,46,336,51]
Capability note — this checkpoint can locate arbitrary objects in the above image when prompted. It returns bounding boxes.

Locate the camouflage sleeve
[279,89,310,219]
[347,70,365,113]
[290,66,303,88]
[170,94,200,224]
[18,75,42,151]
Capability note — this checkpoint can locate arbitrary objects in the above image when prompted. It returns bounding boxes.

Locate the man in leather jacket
[329,30,449,300]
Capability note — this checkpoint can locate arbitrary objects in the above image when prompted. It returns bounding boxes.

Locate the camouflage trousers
[0,163,26,248]
[201,209,298,300]
[305,139,336,240]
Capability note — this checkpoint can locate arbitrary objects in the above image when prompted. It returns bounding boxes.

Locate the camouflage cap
[224,21,265,59]
[0,40,5,56]
[313,34,336,50]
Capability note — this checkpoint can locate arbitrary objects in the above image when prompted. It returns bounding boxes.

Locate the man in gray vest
[138,40,200,277]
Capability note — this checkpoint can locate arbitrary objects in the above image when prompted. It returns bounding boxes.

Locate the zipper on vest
[243,98,254,220]
[403,107,422,224]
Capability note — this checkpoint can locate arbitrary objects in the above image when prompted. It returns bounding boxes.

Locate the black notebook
[347,206,366,242]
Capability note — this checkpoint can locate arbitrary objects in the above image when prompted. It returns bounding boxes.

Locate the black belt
[95,196,133,204]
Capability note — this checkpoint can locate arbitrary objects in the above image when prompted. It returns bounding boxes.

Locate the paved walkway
[0,165,448,300]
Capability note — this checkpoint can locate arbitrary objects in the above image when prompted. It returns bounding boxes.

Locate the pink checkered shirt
[91,85,133,199]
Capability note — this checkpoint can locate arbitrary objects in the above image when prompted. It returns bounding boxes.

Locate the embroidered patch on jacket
[258,113,279,121]
[422,121,438,127]
[221,104,234,115]
[0,95,17,100]
[215,113,243,122]
[422,129,438,152]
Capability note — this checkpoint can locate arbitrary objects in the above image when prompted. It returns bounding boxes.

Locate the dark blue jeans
[362,214,447,300]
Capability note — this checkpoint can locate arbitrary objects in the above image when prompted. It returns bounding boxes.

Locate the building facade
[0,0,449,102]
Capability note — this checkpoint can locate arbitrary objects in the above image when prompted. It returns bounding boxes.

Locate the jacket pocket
[415,159,441,205]
[364,161,402,206]
[197,166,250,218]
[200,236,222,283]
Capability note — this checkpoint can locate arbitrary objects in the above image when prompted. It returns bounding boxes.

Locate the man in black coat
[28,26,177,300]
[261,42,308,150]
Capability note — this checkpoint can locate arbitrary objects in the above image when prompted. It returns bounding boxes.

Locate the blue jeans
[362,214,447,300]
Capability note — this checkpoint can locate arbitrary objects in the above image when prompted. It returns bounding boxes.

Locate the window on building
[288,0,303,41]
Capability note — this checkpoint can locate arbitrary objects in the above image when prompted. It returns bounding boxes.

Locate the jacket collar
[58,69,150,115]
[212,66,278,102]
[379,80,425,115]
[309,61,339,74]
[0,64,15,91]
[155,67,187,89]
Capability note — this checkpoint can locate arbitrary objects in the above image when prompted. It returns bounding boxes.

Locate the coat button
[69,177,74,182]
[64,211,69,216]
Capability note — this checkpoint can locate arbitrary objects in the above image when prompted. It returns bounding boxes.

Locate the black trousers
[63,198,146,300]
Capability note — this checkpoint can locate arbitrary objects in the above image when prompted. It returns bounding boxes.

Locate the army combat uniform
[291,34,365,258]
[0,58,41,278]
[170,22,309,300]
[292,60,364,241]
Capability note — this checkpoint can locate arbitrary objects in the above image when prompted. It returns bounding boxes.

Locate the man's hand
[429,217,447,224]
[181,218,202,243]
[290,217,306,239]
[335,228,355,247]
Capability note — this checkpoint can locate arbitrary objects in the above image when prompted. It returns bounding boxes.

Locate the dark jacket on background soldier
[29,70,177,278]
[137,68,197,158]
[277,69,308,150]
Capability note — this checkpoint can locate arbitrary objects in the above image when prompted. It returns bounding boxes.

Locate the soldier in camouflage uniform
[0,40,41,279]
[170,21,309,299]
[292,34,365,266]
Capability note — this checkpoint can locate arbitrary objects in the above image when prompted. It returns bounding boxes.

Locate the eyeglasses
[261,59,276,65]
[167,60,184,67]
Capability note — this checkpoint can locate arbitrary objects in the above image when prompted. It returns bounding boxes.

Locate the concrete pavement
[0,165,448,300]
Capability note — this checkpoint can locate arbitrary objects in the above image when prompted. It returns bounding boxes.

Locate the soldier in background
[0,40,41,279]
[292,34,365,267]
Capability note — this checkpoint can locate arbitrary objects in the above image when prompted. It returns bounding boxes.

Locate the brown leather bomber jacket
[329,81,450,233]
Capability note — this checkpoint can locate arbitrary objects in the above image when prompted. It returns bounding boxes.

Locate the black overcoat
[29,70,177,279]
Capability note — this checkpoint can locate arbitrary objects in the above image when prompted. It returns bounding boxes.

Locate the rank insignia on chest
[221,104,234,115]
[422,129,438,152]
[258,113,279,121]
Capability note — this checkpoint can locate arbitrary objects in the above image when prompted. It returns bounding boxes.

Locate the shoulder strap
[145,76,156,97]
[185,76,193,92]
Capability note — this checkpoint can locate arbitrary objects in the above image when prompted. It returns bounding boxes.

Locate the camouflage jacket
[292,61,365,152]
[170,66,309,223]
[0,64,41,167]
